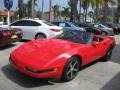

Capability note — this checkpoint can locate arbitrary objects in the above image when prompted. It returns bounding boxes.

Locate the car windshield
[56,30,93,44]
[72,23,80,27]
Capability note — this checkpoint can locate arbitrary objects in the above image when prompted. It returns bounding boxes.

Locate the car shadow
[110,44,120,64]
[52,60,99,83]
[20,40,30,42]
[1,60,99,86]
[100,72,120,90]
[1,64,54,88]
[0,44,16,50]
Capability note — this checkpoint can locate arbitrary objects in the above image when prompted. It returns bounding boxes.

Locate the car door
[73,32,101,64]
[89,36,108,61]
[10,20,27,39]
[11,20,41,40]
[21,20,41,40]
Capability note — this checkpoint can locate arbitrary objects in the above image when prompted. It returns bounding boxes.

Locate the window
[65,23,71,27]
[98,25,103,29]
[52,22,59,26]
[11,20,41,26]
[59,23,66,27]
[11,21,25,26]
[24,21,41,26]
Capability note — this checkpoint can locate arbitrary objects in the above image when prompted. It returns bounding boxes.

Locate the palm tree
[18,0,24,19]
[90,0,104,22]
[27,0,37,18]
[68,0,79,22]
[102,0,116,22]
[81,0,90,22]
[117,0,120,23]
[90,0,116,22]
[49,0,52,21]
[52,4,60,20]
[79,0,82,22]
[61,7,70,20]
[41,0,44,19]
[88,11,94,23]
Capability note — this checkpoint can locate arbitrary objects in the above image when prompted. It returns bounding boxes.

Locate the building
[0,10,16,24]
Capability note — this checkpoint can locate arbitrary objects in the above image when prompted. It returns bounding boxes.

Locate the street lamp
[32,0,35,19]
[49,0,52,21]
[42,0,44,20]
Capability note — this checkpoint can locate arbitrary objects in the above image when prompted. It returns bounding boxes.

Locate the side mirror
[93,41,99,47]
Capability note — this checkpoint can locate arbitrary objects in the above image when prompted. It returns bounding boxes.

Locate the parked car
[10,30,115,81]
[73,23,101,35]
[51,21,86,31]
[102,23,119,34]
[9,19,63,40]
[0,27,23,47]
[91,24,114,36]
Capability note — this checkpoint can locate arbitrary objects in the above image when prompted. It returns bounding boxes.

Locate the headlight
[25,67,57,73]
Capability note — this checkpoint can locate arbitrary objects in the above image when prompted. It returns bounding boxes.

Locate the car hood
[12,39,85,68]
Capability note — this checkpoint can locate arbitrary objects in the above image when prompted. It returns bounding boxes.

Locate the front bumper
[9,56,64,79]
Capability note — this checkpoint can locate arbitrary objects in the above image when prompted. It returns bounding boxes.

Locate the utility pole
[42,0,44,20]
[49,0,52,21]
[32,0,35,19]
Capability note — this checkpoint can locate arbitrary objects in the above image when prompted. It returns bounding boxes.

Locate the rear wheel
[101,32,107,36]
[101,46,113,61]
[35,34,46,39]
[61,57,80,82]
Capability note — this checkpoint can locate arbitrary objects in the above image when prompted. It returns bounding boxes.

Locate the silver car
[92,24,114,36]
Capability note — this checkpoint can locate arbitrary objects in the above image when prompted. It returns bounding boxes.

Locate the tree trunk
[117,0,120,23]
[18,0,24,19]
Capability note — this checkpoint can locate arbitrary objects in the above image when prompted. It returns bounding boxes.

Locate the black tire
[61,57,80,82]
[101,46,113,61]
[101,32,107,36]
[35,34,46,39]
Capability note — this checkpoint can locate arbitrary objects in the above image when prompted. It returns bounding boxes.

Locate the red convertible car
[10,30,115,81]
[0,28,23,47]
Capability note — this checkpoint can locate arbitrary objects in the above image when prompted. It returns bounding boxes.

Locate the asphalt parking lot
[0,35,120,90]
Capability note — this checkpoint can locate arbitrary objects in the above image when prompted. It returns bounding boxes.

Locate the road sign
[4,0,13,10]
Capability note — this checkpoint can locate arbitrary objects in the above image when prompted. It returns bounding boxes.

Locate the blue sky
[0,0,117,12]
[0,0,69,11]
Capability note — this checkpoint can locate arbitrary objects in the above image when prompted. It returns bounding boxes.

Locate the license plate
[11,35,18,39]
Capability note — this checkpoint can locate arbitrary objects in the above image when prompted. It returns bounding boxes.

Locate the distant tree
[27,0,37,18]
[52,4,60,20]
[61,7,70,20]
[102,0,116,22]
[81,0,90,22]
[18,0,24,19]
[88,11,94,23]
[90,0,104,22]
[36,9,42,19]
[117,0,120,23]
[68,0,79,22]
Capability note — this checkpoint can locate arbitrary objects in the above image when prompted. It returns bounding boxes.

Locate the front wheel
[61,57,80,82]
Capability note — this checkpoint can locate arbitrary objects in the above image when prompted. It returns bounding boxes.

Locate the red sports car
[9,30,115,81]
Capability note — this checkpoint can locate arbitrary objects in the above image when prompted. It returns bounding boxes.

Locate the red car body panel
[10,35,115,79]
